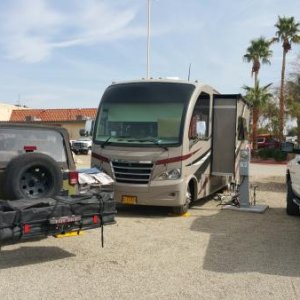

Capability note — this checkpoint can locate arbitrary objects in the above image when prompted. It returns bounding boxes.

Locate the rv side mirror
[84,119,94,137]
[196,121,206,138]
[79,129,88,137]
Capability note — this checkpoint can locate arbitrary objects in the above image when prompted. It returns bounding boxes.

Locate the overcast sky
[0,0,300,108]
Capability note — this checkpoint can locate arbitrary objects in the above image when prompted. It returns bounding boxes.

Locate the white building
[0,103,26,121]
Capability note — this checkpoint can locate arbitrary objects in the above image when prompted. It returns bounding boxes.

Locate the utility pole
[188,63,192,81]
[146,0,151,79]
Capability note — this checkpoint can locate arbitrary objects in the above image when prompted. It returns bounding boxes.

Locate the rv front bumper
[114,179,186,207]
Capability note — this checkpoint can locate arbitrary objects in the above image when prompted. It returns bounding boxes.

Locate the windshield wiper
[128,138,168,151]
[101,136,112,148]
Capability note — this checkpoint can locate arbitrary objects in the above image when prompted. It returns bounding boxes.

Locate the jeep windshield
[94,82,195,147]
[0,128,67,164]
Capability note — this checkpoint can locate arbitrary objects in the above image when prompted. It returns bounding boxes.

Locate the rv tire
[172,185,192,215]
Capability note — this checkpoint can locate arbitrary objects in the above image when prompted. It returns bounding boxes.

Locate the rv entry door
[211,94,239,176]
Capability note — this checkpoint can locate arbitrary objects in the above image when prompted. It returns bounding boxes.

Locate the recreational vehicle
[91,79,250,213]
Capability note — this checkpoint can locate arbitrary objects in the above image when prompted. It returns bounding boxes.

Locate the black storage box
[0,193,116,245]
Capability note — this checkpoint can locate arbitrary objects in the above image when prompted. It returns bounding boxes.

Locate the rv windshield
[94,82,195,147]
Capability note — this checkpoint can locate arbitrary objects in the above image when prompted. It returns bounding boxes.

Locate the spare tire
[3,153,63,200]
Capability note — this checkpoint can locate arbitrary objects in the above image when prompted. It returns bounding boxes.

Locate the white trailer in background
[91,79,250,213]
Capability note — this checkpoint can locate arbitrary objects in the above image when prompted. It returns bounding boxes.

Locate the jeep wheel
[287,180,300,216]
[3,153,63,200]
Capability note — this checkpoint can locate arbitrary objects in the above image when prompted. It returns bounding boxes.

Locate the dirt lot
[1,157,300,300]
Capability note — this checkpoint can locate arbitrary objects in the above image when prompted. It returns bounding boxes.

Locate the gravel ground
[1,156,300,300]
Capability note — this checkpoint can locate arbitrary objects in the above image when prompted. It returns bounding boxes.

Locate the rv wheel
[172,185,192,215]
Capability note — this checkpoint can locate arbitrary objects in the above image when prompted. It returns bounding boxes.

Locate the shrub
[257,148,287,161]
[273,149,287,161]
[257,148,273,160]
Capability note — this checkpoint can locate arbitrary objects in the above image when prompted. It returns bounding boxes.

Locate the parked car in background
[0,123,78,200]
[71,137,92,155]
[286,136,297,143]
[72,118,94,155]
[256,134,281,149]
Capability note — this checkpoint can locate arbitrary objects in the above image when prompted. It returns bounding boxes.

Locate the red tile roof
[10,108,97,122]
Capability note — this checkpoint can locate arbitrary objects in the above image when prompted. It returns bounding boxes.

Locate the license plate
[49,215,81,225]
[122,195,137,204]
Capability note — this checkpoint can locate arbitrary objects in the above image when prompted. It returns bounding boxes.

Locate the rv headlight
[157,168,181,180]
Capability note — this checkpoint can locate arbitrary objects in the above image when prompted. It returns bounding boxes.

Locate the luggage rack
[0,191,117,249]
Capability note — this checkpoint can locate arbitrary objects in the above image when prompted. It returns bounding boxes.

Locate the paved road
[73,152,91,169]
[250,162,286,177]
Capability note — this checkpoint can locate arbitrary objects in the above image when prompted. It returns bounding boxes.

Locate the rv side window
[189,94,210,140]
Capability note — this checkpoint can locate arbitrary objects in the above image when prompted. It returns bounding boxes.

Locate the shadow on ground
[0,246,75,269]
[116,204,173,219]
[191,207,300,277]
[250,180,286,193]
[116,196,213,218]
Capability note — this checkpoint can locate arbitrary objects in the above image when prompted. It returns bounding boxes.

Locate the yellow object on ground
[168,212,191,217]
[182,212,191,217]
[54,231,84,238]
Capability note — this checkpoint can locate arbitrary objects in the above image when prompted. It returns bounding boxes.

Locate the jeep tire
[3,153,63,200]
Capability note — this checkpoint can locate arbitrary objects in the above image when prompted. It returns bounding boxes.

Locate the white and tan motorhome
[91,79,250,213]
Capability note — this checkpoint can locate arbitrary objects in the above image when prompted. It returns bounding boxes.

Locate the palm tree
[260,94,280,136]
[286,74,300,143]
[273,16,300,140]
[243,81,273,150]
[243,37,273,85]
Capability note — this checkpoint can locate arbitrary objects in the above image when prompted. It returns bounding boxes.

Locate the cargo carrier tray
[0,192,116,248]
